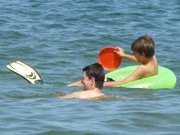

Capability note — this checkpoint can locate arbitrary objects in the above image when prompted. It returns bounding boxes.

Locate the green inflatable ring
[106,65,176,89]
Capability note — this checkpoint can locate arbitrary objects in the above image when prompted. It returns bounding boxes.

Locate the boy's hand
[114,47,125,57]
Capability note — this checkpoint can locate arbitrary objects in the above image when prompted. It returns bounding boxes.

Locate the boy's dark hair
[83,63,105,89]
[131,35,155,58]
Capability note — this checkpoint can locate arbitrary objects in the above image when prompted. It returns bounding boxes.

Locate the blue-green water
[0,0,180,135]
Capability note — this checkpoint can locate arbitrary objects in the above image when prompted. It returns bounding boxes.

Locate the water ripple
[0,0,180,135]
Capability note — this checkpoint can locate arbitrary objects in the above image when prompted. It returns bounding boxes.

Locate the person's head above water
[131,35,155,58]
[82,63,105,90]
[60,63,105,99]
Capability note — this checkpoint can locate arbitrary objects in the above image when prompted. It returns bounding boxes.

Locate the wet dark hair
[82,63,105,89]
[131,35,155,58]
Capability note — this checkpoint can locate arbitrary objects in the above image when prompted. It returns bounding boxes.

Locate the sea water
[0,0,180,135]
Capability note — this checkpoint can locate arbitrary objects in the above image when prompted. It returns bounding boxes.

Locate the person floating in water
[60,63,105,99]
[104,35,158,87]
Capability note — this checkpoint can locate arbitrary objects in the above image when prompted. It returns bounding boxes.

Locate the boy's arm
[104,66,145,87]
[122,53,138,63]
[67,80,83,87]
[114,47,138,63]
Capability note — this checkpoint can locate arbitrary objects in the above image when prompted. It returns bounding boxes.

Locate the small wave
[38,129,103,135]
[1,91,65,100]
[89,94,128,101]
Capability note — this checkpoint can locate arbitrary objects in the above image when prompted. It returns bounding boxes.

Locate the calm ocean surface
[0,0,180,135]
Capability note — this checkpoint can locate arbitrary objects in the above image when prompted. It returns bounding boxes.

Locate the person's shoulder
[59,89,104,100]
[71,90,92,99]
[80,90,104,99]
[59,91,84,99]
[134,65,148,77]
[137,64,147,70]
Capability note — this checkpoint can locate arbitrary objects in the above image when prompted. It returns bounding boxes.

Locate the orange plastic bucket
[98,47,122,71]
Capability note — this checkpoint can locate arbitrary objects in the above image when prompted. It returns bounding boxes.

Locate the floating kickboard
[106,66,176,89]
[6,61,42,84]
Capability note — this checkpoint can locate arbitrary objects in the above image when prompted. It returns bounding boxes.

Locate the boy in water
[60,63,105,99]
[104,35,158,87]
